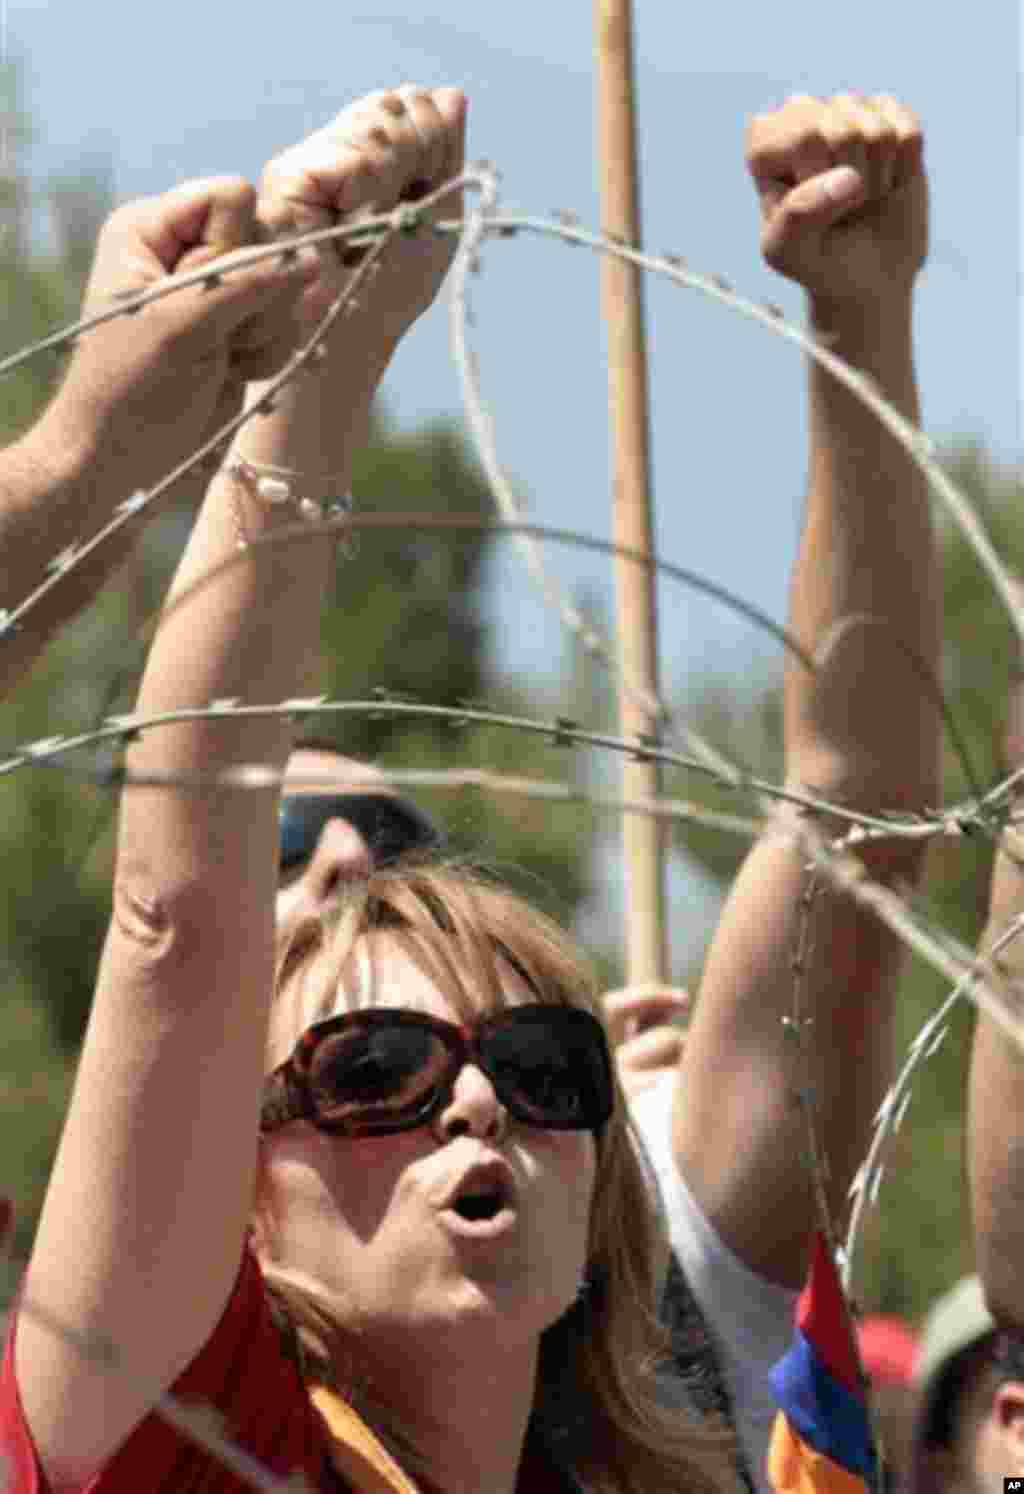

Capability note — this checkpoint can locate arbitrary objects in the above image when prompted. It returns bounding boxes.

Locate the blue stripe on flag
[769,1328,875,1480]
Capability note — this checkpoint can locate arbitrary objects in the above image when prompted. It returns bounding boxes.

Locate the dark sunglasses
[260,1005,615,1137]
[278,793,445,875]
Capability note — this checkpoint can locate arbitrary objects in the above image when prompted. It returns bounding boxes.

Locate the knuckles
[256,87,464,233]
[747,92,919,170]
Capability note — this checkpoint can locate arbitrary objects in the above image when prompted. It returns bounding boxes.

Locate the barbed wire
[3,170,1022,665]
[0,691,983,844]
[0,171,476,645]
[7,691,1024,1058]
[1,152,1021,1490]
[7,498,990,850]
[784,865,886,1486]
[842,910,1024,1295]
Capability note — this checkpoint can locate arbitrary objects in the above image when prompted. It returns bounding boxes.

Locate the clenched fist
[746,93,927,308]
[255,86,467,358]
[48,177,318,492]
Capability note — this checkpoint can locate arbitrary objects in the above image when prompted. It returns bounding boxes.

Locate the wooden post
[593,0,668,985]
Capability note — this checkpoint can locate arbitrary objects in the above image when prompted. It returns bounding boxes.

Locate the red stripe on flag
[794,1233,861,1394]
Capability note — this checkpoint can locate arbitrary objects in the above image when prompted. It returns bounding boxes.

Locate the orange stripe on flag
[768,1412,867,1494]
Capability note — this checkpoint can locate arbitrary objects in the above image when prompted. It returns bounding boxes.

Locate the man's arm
[969,640,1024,1332]
[672,94,940,1287]
[0,177,316,695]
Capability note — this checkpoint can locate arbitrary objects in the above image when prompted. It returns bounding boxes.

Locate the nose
[431,1062,507,1143]
[275,816,374,930]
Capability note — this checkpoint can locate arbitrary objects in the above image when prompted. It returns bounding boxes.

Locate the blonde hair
[253,861,739,1494]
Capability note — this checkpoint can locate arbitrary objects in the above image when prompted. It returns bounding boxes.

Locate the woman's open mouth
[440,1200,518,1238]
[440,1171,518,1238]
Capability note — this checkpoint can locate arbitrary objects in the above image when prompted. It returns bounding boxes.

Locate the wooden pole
[593,0,668,986]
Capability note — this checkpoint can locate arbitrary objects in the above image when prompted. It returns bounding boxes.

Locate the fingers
[618,1025,687,1070]
[821,94,923,196]
[92,176,315,332]
[259,85,466,242]
[392,86,452,194]
[424,86,468,205]
[337,84,466,205]
[603,984,690,1048]
[70,176,316,432]
[130,176,258,274]
[869,94,925,189]
[615,1025,687,1100]
[747,91,924,237]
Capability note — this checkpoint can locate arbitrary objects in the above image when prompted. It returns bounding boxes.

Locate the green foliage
[322,409,491,750]
[664,680,784,888]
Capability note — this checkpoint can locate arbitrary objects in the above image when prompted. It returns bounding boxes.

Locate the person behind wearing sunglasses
[275,742,445,931]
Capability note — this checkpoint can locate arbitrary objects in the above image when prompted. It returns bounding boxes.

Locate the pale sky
[3,3,1021,965]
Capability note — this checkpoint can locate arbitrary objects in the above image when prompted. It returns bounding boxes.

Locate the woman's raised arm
[14,87,466,1487]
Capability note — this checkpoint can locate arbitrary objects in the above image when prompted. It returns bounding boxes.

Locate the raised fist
[746,92,928,308]
[255,86,467,356]
[49,177,317,491]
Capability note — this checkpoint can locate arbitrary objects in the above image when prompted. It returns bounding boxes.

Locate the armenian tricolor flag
[767,1232,878,1494]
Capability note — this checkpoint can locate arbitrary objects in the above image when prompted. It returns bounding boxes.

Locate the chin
[423,1276,562,1345]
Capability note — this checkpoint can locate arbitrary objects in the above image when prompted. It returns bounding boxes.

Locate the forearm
[0,413,159,694]
[227,322,394,503]
[677,297,939,1284]
[969,820,1024,1328]
[786,294,941,825]
[117,343,389,902]
[969,1014,1024,1331]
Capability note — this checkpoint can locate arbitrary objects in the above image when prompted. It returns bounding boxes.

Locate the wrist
[238,334,392,479]
[318,321,400,384]
[808,289,915,349]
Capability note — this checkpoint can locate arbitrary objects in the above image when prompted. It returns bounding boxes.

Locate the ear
[993,1381,1024,1471]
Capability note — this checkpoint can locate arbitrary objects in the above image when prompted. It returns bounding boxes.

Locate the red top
[0,1249,575,1494]
[0,1248,352,1494]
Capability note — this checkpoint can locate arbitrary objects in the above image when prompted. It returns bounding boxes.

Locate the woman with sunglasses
[0,86,741,1494]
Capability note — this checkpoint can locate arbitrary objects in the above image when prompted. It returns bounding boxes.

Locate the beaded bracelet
[224,456,355,553]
